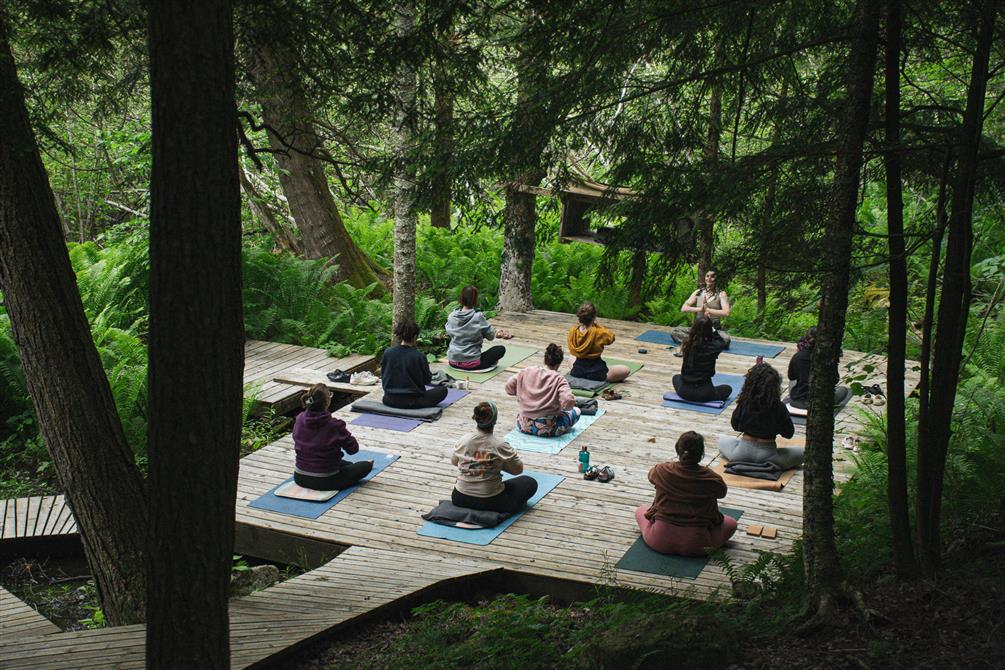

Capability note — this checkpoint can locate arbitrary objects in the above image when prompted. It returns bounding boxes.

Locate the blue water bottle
[578,445,590,473]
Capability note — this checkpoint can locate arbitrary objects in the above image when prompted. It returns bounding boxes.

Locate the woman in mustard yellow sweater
[566,303,630,382]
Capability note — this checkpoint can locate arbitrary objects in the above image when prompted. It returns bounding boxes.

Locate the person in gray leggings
[718,363,802,469]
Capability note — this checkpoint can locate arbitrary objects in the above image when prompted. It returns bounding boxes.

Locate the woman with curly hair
[672,315,731,402]
[718,363,801,469]
[787,326,852,410]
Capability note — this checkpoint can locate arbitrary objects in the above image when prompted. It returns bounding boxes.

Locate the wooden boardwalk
[244,340,375,415]
[0,587,61,639]
[0,546,496,668]
[0,495,77,542]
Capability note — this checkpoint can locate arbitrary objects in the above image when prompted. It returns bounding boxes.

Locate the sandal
[601,389,623,401]
[583,465,600,481]
[597,465,615,483]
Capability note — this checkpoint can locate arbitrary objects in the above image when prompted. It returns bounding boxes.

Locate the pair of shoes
[583,465,615,482]
[326,369,350,383]
[841,436,858,450]
[350,371,379,386]
[601,388,622,401]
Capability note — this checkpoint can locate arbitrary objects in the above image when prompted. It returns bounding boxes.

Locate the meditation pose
[445,285,511,371]
[718,363,802,469]
[451,401,539,513]
[292,384,374,490]
[505,343,580,437]
[566,302,630,383]
[671,269,731,348]
[380,319,449,409]
[672,315,731,402]
[634,431,736,556]
[787,326,852,410]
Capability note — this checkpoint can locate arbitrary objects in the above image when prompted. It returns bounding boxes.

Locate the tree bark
[146,1,243,666]
[239,164,304,254]
[883,0,919,580]
[391,0,418,340]
[430,54,453,229]
[252,46,388,290]
[916,0,997,578]
[803,0,879,611]
[698,83,721,278]
[629,247,647,313]
[0,12,148,627]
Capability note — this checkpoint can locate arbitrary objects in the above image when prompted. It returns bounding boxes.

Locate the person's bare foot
[497,329,513,339]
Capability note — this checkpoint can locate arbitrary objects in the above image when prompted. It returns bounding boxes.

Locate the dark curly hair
[681,315,715,363]
[544,343,563,368]
[675,431,705,467]
[797,326,817,352]
[736,363,782,411]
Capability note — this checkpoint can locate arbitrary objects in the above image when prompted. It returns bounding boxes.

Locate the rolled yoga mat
[616,507,744,579]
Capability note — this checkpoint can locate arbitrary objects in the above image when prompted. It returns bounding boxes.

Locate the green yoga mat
[616,507,744,579]
[570,358,644,398]
[441,344,539,383]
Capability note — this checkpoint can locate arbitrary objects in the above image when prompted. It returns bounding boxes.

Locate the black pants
[294,460,373,491]
[789,385,851,410]
[673,374,731,402]
[383,385,449,409]
[451,475,539,514]
[450,345,506,370]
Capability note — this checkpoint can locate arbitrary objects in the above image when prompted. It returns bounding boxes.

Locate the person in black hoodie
[380,319,449,409]
[672,315,731,402]
[787,326,852,409]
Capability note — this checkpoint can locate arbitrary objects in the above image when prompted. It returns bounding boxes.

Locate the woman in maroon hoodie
[292,384,373,490]
[634,431,736,556]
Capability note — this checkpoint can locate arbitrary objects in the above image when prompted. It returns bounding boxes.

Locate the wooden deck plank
[0,586,61,638]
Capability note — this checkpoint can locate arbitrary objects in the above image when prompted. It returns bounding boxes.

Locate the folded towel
[575,398,599,415]
[662,391,726,408]
[723,461,783,481]
[421,500,511,529]
[350,400,443,421]
[565,375,609,391]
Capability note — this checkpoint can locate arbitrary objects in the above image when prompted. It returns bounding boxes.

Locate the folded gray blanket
[724,461,783,481]
[565,375,608,391]
[350,400,442,421]
[575,397,599,415]
[421,500,511,528]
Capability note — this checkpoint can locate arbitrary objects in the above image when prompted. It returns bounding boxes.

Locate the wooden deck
[0,587,61,639]
[0,545,497,668]
[244,340,375,415]
[0,495,77,542]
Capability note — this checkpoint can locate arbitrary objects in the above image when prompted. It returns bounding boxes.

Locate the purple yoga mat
[435,387,471,406]
[662,391,726,408]
[350,413,422,432]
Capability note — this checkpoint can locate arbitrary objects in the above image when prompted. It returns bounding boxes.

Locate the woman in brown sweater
[634,431,737,556]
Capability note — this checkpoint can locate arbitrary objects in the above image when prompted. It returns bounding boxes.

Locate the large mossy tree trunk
[391,0,418,339]
[883,0,919,580]
[802,0,879,616]
[916,0,997,579]
[146,0,244,666]
[253,46,388,290]
[0,13,148,627]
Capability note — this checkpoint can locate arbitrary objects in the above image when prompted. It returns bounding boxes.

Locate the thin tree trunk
[430,54,453,229]
[883,0,918,579]
[146,1,243,666]
[803,0,879,613]
[916,0,997,578]
[917,158,951,425]
[0,13,148,626]
[391,0,418,340]
[239,164,303,254]
[698,83,721,278]
[252,46,388,290]
[629,247,647,313]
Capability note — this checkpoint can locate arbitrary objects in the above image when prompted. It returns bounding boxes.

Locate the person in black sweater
[787,327,851,409]
[717,363,802,469]
[380,319,449,409]
[672,315,731,402]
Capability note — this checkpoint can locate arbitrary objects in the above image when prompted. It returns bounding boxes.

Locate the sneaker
[326,369,350,383]
[350,371,379,386]
[862,390,873,405]
[583,465,600,481]
[841,436,856,450]
[870,383,885,397]
[872,394,886,407]
[597,465,615,483]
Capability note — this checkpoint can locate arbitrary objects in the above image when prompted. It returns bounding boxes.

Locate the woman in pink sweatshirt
[505,344,580,437]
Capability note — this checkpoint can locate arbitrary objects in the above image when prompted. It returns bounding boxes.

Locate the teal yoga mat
[503,409,605,455]
[416,471,564,545]
[635,330,784,358]
[616,507,744,579]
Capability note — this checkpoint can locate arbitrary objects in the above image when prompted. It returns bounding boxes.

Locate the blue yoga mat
[635,330,785,359]
[617,507,744,579]
[635,329,678,346]
[502,410,605,455]
[248,450,400,519]
[416,471,564,545]
[661,373,745,415]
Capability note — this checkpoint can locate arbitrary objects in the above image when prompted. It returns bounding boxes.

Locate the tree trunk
[499,168,545,312]
[883,0,919,580]
[430,54,453,229]
[146,1,243,666]
[391,0,418,340]
[252,46,388,290]
[803,0,879,612]
[916,1,997,578]
[629,247,647,313]
[239,165,304,254]
[697,83,721,278]
[0,13,148,627]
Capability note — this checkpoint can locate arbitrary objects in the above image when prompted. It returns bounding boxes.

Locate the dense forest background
[1,0,1003,667]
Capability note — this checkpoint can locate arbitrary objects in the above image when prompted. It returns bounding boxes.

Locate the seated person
[452,401,539,513]
[566,302,630,383]
[670,269,732,348]
[380,319,449,409]
[446,285,511,371]
[293,384,374,490]
[787,326,852,410]
[634,431,736,556]
[718,363,802,469]
[672,315,731,402]
[505,343,580,437]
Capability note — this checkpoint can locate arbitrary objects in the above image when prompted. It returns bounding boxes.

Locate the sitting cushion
[273,481,339,501]
[723,460,783,481]
[350,400,443,421]
[421,500,511,529]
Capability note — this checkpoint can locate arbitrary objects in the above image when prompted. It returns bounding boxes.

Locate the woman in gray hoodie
[446,286,511,371]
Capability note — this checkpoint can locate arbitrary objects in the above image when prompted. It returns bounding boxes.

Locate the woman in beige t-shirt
[451,401,539,513]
